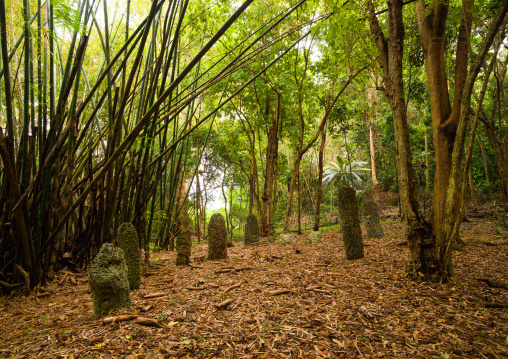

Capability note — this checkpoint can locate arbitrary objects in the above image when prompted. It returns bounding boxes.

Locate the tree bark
[260,92,279,236]
[416,0,473,237]
[368,0,440,279]
[313,126,326,231]
[440,0,508,276]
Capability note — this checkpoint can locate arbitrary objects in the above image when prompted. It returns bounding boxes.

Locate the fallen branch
[143,292,165,299]
[481,241,508,246]
[311,288,331,294]
[143,304,153,312]
[215,268,233,274]
[0,280,22,289]
[186,286,206,290]
[224,282,242,293]
[234,267,254,272]
[135,316,161,327]
[484,303,508,308]
[188,264,204,269]
[478,278,508,289]
[35,292,51,298]
[268,289,291,296]
[102,315,138,324]
[216,298,233,309]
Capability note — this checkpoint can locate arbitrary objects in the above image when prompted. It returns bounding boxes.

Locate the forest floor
[1,215,507,358]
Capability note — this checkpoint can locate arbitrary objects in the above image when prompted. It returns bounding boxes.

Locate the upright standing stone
[363,198,384,238]
[175,180,192,265]
[207,213,227,260]
[117,222,141,290]
[244,214,260,245]
[337,185,364,260]
[493,206,508,236]
[89,243,131,315]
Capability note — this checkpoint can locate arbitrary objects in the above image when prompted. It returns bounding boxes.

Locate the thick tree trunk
[416,0,473,237]
[439,0,508,276]
[260,93,279,236]
[368,0,440,279]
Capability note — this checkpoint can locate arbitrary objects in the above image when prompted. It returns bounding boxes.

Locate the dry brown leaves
[0,218,507,358]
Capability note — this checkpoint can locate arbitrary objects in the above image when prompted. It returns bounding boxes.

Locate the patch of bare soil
[1,218,507,358]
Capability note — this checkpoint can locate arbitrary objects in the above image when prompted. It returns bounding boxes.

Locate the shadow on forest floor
[1,216,507,358]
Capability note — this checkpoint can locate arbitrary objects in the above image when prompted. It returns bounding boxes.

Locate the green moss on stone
[494,206,508,236]
[244,214,259,245]
[176,229,192,265]
[363,198,384,238]
[337,185,364,260]
[89,243,131,315]
[117,222,141,290]
[207,213,227,260]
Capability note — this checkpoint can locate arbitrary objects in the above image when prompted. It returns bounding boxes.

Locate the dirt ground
[0,217,507,358]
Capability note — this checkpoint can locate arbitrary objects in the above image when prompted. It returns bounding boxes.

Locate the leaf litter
[0,218,507,358]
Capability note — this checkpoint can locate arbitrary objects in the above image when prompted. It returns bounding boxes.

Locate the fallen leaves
[0,217,507,358]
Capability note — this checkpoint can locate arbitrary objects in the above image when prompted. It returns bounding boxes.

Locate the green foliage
[323,160,370,189]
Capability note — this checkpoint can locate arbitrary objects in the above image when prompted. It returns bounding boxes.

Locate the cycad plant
[322,158,370,190]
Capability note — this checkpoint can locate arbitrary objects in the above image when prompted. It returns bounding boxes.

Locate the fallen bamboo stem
[268,289,290,296]
[143,292,165,299]
[224,282,242,293]
[135,316,160,327]
[102,314,138,324]
[216,298,233,309]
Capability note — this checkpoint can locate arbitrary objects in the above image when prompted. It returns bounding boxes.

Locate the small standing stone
[278,233,296,244]
[117,222,141,290]
[308,231,322,243]
[89,243,131,315]
[175,180,192,265]
[337,185,364,260]
[363,198,384,238]
[244,214,260,246]
[207,213,227,260]
[493,206,508,236]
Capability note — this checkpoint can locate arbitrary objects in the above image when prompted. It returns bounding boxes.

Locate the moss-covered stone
[278,233,296,244]
[117,222,141,290]
[207,213,227,260]
[493,206,508,236]
[363,198,384,238]
[337,185,364,260]
[308,231,322,243]
[244,214,260,246]
[175,180,192,265]
[89,243,131,315]
[176,229,192,265]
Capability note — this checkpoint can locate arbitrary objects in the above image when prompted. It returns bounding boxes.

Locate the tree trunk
[439,0,508,276]
[313,126,326,231]
[260,92,279,236]
[425,126,430,192]
[416,0,473,237]
[368,0,440,279]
